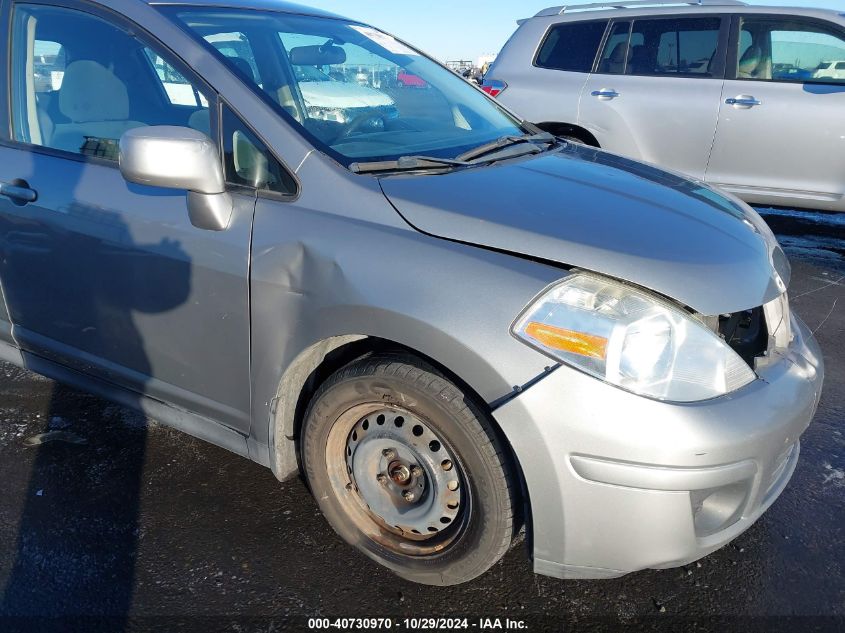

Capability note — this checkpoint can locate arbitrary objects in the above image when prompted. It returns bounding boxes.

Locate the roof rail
[535,1,746,18]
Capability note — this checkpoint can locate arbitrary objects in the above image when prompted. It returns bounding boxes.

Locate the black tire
[302,353,517,586]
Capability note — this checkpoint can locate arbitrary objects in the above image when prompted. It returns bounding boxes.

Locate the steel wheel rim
[325,403,468,556]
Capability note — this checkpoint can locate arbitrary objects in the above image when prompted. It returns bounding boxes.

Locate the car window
[32,39,66,94]
[597,21,631,74]
[222,105,296,195]
[535,20,609,72]
[277,31,395,90]
[144,50,209,107]
[295,65,334,82]
[738,18,845,83]
[165,8,524,166]
[206,32,261,85]
[625,17,722,77]
[10,4,212,160]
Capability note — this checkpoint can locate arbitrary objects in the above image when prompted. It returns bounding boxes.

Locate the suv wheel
[302,354,517,585]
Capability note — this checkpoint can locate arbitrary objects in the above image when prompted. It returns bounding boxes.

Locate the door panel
[707,80,845,205]
[706,16,845,209]
[580,16,727,179]
[0,146,254,430]
[580,74,724,178]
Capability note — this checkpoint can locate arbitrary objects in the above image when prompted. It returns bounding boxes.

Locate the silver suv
[0,0,824,586]
[485,0,845,212]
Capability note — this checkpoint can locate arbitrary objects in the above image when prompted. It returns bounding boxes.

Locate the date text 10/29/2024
[308,618,529,630]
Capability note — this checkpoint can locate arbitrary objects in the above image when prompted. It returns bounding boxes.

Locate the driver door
[0,1,254,431]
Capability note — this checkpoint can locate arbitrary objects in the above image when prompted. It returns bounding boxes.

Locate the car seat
[737,45,771,80]
[224,56,256,83]
[627,44,651,74]
[51,60,145,156]
[602,43,631,74]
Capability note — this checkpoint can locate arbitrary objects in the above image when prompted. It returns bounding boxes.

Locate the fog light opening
[691,481,749,538]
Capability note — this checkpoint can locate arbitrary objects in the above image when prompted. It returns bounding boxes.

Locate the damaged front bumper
[493,314,824,580]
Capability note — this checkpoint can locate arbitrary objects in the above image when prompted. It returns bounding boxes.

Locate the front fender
[248,189,563,475]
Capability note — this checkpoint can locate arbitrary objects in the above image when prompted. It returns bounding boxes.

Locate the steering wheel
[335,111,383,142]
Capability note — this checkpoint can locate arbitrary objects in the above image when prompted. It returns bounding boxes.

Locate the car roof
[145,0,348,21]
[529,2,842,23]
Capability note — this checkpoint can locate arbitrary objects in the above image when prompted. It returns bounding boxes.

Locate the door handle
[0,181,38,205]
[591,89,620,100]
[726,96,762,108]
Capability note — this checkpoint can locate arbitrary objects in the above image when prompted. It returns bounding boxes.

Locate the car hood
[379,145,790,315]
[300,82,395,108]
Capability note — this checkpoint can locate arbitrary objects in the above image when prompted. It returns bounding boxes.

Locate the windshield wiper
[349,133,560,174]
[455,132,557,163]
[350,155,471,174]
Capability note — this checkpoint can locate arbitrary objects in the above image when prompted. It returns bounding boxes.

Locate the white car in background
[294,65,398,124]
[814,61,845,80]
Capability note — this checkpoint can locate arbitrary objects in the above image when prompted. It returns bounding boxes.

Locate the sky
[298,1,845,62]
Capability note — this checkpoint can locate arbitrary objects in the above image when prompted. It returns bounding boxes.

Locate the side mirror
[119,126,232,231]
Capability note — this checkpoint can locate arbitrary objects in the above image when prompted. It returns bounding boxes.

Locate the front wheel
[302,354,517,585]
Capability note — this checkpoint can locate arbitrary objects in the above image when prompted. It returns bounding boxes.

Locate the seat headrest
[626,45,651,74]
[738,45,762,77]
[188,109,211,137]
[609,43,629,64]
[225,57,256,83]
[59,61,129,123]
[629,45,646,60]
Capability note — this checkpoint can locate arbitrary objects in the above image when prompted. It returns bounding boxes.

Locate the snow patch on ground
[822,463,844,487]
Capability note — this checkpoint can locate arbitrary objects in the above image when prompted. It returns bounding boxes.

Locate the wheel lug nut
[377,473,388,485]
[402,490,416,502]
[382,448,396,460]
[410,465,423,478]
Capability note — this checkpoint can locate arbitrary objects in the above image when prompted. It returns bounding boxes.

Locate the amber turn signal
[524,322,608,360]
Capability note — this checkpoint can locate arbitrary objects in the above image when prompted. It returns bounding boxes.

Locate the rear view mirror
[289,44,347,66]
[119,126,232,231]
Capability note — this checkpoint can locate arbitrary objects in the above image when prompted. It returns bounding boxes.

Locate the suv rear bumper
[493,314,824,579]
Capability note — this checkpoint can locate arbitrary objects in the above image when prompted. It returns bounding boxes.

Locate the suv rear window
[535,20,608,72]
[738,17,845,84]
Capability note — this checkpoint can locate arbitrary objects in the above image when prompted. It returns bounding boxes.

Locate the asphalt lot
[0,207,842,632]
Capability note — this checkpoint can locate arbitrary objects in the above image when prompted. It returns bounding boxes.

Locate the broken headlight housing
[512,273,757,402]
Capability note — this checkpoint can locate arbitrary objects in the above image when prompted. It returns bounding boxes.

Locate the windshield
[163,8,525,166]
[295,64,334,82]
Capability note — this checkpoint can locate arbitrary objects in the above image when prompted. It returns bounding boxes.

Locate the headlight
[307,106,347,124]
[511,273,756,402]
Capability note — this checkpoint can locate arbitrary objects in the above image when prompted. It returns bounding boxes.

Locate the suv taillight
[481,79,507,98]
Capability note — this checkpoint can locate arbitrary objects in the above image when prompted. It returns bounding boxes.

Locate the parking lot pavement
[0,211,842,630]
